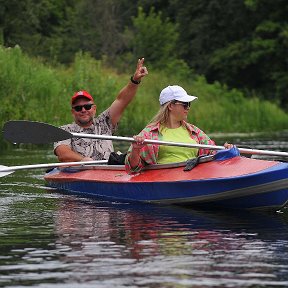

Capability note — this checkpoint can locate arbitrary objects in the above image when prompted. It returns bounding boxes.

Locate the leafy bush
[0,45,287,143]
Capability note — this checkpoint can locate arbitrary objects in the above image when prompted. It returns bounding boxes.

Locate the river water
[0,133,288,287]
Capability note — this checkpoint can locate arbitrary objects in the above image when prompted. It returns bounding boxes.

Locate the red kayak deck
[45,157,278,183]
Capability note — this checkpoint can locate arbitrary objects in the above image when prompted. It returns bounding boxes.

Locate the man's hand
[109,58,148,126]
[132,58,148,82]
[81,157,94,161]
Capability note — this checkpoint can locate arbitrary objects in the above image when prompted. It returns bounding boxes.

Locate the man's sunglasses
[72,104,95,112]
[172,101,191,110]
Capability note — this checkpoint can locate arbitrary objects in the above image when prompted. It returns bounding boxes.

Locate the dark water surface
[0,133,288,287]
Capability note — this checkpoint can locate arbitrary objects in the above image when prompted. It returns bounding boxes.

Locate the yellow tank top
[157,125,199,164]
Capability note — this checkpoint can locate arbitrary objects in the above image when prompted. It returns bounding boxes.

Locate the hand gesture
[132,58,148,82]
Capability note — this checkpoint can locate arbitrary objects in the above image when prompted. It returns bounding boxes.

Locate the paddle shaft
[0,160,108,173]
[73,132,288,157]
[3,120,288,157]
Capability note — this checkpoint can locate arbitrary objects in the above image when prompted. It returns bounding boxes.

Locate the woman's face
[169,101,191,121]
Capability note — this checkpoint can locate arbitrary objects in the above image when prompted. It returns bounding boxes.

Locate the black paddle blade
[3,120,72,144]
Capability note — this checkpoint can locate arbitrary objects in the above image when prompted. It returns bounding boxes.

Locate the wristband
[130,76,141,85]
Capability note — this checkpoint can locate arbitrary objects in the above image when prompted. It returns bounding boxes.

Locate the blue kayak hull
[45,157,288,210]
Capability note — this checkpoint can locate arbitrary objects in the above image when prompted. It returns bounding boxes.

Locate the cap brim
[175,95,198,102]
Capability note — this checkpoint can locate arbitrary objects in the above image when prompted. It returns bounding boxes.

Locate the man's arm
[109,58,148,126]
[55,145,93,162]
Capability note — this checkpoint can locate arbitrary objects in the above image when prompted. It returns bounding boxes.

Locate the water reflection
[1,192,288,287]
[0,133,288,287]
[46,197,288,287]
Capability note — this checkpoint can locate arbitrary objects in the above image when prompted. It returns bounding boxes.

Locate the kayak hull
[44,157,288,210]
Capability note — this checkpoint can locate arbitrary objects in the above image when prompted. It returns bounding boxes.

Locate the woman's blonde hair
[149,101,171,126]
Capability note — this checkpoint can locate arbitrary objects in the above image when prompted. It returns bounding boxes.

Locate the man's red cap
[71,90,94,104]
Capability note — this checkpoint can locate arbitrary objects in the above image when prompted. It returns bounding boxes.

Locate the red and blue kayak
[44,155,288,211]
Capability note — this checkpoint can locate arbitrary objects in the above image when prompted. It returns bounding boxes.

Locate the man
[54,58,148,162]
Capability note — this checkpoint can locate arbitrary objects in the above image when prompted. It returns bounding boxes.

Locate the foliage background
[0,46,287,140]
[0,0,287,141]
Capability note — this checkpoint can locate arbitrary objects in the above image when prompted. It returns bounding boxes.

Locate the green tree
[0,0,76,62]
[209,0,288,108]
[126,6,182,70]
[169,0,288,109]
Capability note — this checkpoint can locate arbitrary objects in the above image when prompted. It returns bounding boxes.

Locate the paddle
[3,120,288,157]
[0,160,108,178]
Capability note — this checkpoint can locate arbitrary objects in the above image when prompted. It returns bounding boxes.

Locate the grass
[0,45,287,142]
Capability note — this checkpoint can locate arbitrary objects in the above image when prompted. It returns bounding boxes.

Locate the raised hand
[132,58,148,82]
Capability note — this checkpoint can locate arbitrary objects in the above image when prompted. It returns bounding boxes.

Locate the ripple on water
[0,141,288,287]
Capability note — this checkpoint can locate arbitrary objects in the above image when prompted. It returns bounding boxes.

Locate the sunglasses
[72,104,95,112]
[172,101,191,110]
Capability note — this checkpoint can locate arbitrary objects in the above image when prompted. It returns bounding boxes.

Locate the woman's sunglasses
[172,101,191,110]
[72,104,95,112]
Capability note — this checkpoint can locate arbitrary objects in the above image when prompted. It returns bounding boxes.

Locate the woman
[125,85,232,174]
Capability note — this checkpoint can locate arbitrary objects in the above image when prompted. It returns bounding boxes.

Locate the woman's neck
[165,118,182,129]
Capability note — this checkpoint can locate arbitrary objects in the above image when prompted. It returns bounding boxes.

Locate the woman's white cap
[159,85,198,105]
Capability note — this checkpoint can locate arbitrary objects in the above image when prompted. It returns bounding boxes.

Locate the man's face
[71,97,96,127]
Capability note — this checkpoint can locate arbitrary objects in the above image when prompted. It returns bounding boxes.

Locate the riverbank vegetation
[0,45,287,142]
[2,0,288,111]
